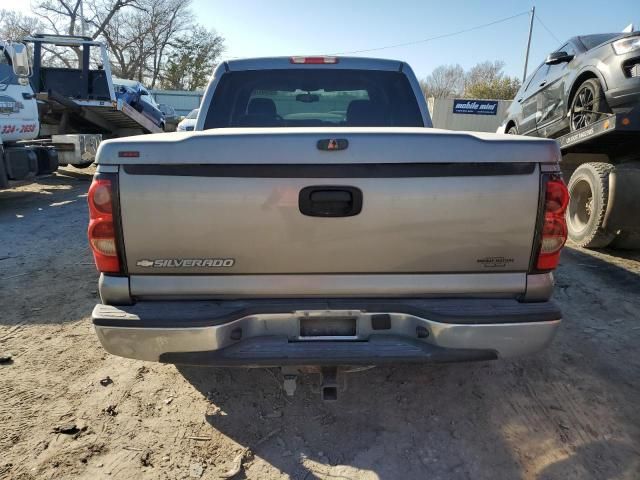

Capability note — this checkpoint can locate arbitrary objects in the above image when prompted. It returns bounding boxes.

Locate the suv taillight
[535,176,569,271]
[88,175,121,273]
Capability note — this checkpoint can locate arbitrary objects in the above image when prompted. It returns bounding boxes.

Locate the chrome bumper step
[157,335,497,366]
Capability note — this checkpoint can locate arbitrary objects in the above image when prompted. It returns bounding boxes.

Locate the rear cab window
[203,69,424,129]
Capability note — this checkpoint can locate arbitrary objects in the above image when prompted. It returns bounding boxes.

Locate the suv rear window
[203,69,424,129]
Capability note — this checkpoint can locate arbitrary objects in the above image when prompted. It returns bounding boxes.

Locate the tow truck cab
[0,41,55,189]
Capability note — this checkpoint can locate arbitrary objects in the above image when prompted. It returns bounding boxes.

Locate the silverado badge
[136,258,235,268]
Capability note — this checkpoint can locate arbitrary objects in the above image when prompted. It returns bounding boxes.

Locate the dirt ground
[1,168,639,480]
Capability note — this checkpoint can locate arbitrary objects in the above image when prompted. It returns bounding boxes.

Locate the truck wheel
[569,79,610,131]
[0,144,8,189]
[506,125,518,135]
[610,231,640,250]
[566,162,616,248]
[74,161,94,169]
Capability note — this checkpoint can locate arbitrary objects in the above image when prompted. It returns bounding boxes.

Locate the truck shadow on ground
[178,362,525,479]
[565,241,640,265]
[560,247,640,292]
[0,169,92,214]
[535,440,638,480]
[174,247,640,479]
[177,353,639,480]
[0,167,97,327]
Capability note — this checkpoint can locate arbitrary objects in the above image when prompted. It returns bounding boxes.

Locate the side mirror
[545,51,574,65]
[9,43,30,77]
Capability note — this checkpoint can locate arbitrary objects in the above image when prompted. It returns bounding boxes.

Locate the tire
[569,78,611,131]
[566,162,616,248]
[0,144,9,189]
[73,161,94,169]
[506,125,518,135]
[610,230,640,250]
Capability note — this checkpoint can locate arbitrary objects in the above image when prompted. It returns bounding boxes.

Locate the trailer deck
[26,34,162,139]
[36,93,161,137]
[558,106,640,156]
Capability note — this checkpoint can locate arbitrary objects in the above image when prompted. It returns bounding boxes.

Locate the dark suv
[501,32,640,138]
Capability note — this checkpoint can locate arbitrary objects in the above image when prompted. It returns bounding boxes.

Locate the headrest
[247,97,277,116]
[346,99,385,126]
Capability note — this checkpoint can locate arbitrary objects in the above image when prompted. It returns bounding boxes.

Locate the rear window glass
[203,69,424,129]
[579,34,618,50]
[0,49,19,85]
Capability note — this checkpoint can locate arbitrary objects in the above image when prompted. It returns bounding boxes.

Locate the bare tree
[421,61,521,100]
[0,9,75,68]
[5,0,225,90]
[0,9,44,40]
[96,0,192,87]
[464,61,504,92]
[420,64,465,99]
[33,0,138,39]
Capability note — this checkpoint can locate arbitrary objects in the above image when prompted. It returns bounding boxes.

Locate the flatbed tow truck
[1,34,161,190]
[25,34,161,168]
[558,105,640,249]
[0,40,58,189]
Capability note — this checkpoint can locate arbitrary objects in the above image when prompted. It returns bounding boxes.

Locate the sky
[3,0,639,81]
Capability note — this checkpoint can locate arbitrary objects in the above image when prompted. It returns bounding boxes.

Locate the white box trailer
[428,97,513,133]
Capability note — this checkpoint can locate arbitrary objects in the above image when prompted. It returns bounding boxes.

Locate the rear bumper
[92,298,562,366]
[605,76,640,112]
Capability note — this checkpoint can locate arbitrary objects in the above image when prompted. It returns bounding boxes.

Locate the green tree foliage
[161,26,224,90]
[464,76,521,100]
[463,60,521,99]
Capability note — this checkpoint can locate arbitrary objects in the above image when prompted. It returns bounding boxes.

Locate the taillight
[88,176,121,273]
[536,176,569,271]
[290,56,338,64]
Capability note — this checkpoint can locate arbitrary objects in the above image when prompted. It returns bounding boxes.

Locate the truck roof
[225,56,405,72]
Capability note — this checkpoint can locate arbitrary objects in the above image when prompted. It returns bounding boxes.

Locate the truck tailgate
[101,128,558,276]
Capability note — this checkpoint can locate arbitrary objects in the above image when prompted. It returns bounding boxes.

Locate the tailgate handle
[299,186,363,217]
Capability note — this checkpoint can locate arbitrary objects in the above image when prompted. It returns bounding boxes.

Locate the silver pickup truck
[89,57,568,393]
